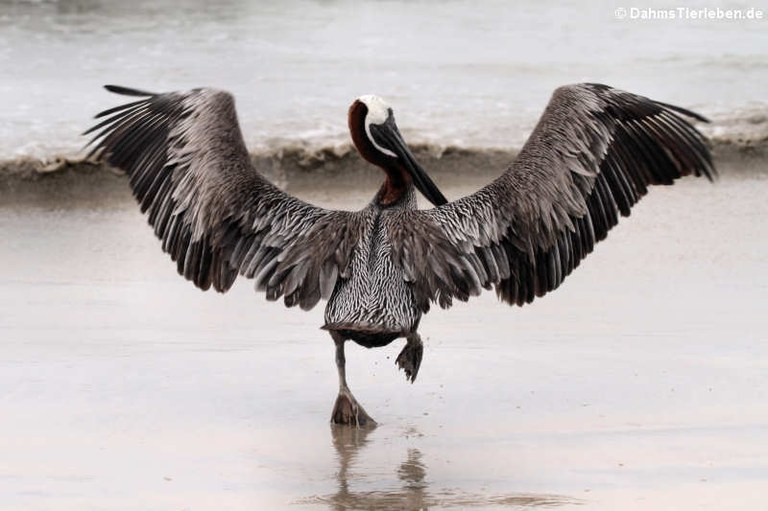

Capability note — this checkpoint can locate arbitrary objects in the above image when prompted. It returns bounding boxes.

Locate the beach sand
[0,165,766,510]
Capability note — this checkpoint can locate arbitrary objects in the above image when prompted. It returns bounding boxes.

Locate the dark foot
[331,388,376,428]
[396,333,423,383]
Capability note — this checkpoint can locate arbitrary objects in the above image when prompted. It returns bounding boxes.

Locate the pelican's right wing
[388,83,715,310]
[85,86,363,310]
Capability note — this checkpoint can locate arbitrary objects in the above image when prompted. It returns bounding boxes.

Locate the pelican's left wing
[85,86,362,310]
[388,83,715,310]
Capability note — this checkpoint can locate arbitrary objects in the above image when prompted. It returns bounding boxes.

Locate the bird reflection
[308,425,578,510]
[327,425,429,511]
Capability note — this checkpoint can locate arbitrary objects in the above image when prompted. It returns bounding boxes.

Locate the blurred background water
[0,0,766,160]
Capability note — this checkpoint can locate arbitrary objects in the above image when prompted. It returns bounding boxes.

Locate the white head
[347,94,448,206]
[356,94,397,158]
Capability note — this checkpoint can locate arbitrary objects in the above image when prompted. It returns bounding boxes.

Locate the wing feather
[85,86,362,308]
[389,83,715,309]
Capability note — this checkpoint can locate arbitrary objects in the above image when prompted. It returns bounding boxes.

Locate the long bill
[370,120,449,207]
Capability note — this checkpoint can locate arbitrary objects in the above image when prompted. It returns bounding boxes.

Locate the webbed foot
[396,333,423,383]
[331,388,376,428]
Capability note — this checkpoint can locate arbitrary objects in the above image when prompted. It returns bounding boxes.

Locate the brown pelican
[85,83,715,427]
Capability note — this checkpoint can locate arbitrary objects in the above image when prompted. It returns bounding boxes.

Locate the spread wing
[85,85,363,310]
[389,83,716,309]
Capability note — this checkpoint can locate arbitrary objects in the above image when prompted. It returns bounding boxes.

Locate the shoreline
[1,134,766,191]
[2,106,767,195]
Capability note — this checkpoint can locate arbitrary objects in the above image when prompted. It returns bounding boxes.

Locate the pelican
[85,83,715,427]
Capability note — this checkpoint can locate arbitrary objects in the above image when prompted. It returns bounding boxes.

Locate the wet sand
[1,171,767,510]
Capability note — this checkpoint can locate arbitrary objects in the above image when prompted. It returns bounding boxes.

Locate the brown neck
[348,100,411,207]
[375,165,411,206]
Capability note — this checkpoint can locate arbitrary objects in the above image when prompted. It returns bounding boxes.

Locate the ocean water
[0,0,767,161]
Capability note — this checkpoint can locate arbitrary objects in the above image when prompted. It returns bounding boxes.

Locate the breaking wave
[1,110,766,190]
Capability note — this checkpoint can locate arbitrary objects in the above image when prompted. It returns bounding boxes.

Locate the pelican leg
[396,332,423,383]
[330,331,376,428]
